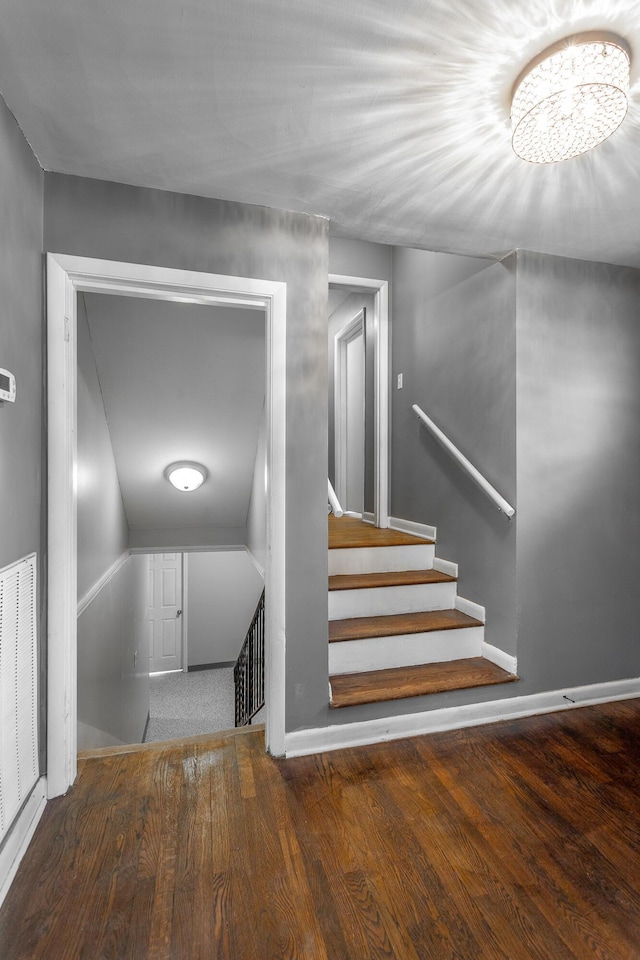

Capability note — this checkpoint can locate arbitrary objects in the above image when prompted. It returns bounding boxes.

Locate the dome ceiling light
[511,32,631,163]
[165,461,207,492]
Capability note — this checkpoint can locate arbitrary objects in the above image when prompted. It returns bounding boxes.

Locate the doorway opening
[328,274,389,527]
[47,254,286,798]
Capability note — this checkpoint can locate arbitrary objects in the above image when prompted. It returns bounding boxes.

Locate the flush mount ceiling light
[165,461,208,492]
[511,32,631,163]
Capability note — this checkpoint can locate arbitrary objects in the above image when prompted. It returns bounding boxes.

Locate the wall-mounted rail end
[412,403,515,520]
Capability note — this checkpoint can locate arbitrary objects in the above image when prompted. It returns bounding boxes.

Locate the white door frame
[147,552,184,675]
[181,553,189,673]
[46,254,287,797]
[334,308,365,512]
[329,274,389,527]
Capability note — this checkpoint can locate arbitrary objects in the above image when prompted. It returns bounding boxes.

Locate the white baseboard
[245,546,265,578]
[455,595,486,622]
[482,642,517,675]
[0,777,47,908]
[388,516,437,542]
[362,512,375,525]
[77,550,130,617]
[433,556,458,577]
[284,676,640,758]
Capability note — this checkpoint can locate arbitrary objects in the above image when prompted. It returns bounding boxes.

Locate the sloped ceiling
[83,293,265,536]
[0,0,640,265]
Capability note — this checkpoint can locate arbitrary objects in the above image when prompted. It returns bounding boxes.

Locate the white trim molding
[284,676,640,758]
[77,550,130,617]
[455,596,486,622]
[389,516,437,542]
[432,557,458,578]
[130,544,247,555]
[482,642,518,675]
[47,254,288,795]
[0,777,47,908]
[245,546,265,579]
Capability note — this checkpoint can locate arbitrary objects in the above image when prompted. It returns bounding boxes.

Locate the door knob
[176,609,182,617]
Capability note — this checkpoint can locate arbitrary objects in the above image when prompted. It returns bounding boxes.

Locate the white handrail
[328,478,344,518]
[412,404,515,519]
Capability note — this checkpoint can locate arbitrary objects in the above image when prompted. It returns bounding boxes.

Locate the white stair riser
[329,626,484,675]
[329,581,457,620]
[329,543,435,576]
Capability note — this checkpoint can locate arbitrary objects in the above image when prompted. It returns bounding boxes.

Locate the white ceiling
[1,1,640,265]
[83,293,265,534]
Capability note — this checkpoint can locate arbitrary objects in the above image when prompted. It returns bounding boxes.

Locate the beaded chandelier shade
[511,33,631,163]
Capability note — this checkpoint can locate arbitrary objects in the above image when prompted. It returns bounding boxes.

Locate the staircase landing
[329,514,433,549]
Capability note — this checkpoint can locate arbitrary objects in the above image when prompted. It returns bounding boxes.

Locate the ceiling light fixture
[165,461,207,492]
[511,32,631,163]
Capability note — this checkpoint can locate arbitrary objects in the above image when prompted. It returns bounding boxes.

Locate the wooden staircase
[328,515,517,709]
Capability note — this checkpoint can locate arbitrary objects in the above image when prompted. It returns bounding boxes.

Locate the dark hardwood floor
[2,701,640,959]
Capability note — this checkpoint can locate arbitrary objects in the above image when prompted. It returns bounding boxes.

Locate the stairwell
[328,515,517,708]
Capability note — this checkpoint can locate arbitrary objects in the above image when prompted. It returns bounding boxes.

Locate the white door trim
[181,553,189,673]
[329,274,389,528]
[334,308,365,510]
[46,254,287,797]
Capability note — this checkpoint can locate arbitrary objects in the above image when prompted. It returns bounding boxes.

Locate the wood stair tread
[329,608,481,643]
[329,569,455,591]
[329,515,433,549]
[330,658,518,708]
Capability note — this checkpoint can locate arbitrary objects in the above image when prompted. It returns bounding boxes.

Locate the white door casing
[47,254,287,797]
[148,553,183,673]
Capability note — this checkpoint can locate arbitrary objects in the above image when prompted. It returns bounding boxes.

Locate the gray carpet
[144,667,235,742]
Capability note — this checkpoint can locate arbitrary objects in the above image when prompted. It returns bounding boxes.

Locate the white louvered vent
[0,554,39,844]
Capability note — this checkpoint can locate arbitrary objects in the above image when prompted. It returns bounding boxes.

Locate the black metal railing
[234,589,265,726]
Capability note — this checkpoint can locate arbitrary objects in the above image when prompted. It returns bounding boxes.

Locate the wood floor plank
[415,724,639,959]
[330,658,518,708]
[3,704,640,958]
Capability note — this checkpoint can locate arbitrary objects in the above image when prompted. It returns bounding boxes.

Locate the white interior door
[345,330,365,512]
[335,309,365,514]
[148,553,183,673]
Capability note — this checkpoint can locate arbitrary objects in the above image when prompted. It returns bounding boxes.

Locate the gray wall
[329,237,392,282]
[186,551,264,667]
[76,297,149,749]
[391,247,517,657]
[76,294,129,599]
[44,174,329,734]
[0,96,44,792]
[77,554,149,749]
[0,101,43,572]
[515,250,640,692]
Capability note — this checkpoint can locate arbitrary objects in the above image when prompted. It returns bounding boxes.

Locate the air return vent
[0,554,38,844]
